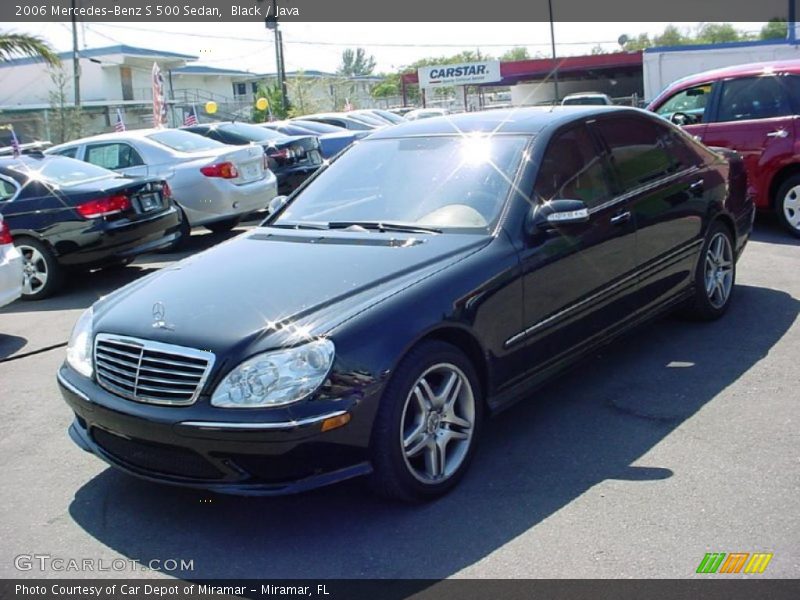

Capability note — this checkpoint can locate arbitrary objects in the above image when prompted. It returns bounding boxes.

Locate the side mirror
[268,195,288,215]
[527,199,589,236]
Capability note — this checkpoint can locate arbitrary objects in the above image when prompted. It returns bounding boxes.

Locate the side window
[534,124,611,208]
[0,177,19,202]
[594,117,681,191]
[655,83,714,124]
[85,143,144,170]
[716,76,792,122]
[51,147,78,159]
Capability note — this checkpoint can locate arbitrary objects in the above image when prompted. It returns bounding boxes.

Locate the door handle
[610,211,631,225]
[688,179,704,196]
[767,129,789,138]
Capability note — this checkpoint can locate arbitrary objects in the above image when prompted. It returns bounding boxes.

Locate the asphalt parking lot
[0,215,798,580]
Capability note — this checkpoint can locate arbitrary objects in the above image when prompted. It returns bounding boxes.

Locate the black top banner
[2,0,798,22]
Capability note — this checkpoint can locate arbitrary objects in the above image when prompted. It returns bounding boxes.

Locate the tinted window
[147,130,225,152]
[277,135,527,231]
[534,125,610,208]
[716,76,792,122]
[656,83,713,122]
[0,177,18,201]
[594,117,682,191]
[50,146,78,159]
[220,123,287,142]
[85,143,144,170]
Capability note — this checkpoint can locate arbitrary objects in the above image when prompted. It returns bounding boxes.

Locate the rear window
[12,157,117,187]
[291,120,344,134]
[219,123,288,142]
[147,130,226,153]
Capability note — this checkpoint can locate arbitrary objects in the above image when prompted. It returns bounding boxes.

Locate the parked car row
[0,109,414,303]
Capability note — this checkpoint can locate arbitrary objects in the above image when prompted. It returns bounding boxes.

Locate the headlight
[211,339,334,408]
[66,307,94,378]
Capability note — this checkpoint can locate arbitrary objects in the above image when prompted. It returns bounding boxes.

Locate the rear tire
[775,175,800,238]
[368,340,483,502]
[16,237,63,300]
[205,217,241,234]
[681,221,735,321]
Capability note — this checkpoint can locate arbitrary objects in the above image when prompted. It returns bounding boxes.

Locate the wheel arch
[412,326,491,410]
[767,163,800,209]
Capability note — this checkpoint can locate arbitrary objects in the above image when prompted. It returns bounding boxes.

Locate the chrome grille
[94,334,215,406]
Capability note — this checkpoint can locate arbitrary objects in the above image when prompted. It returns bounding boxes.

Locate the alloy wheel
[704,232,733,309]
[400,363,476,484]
[19,244,49,296]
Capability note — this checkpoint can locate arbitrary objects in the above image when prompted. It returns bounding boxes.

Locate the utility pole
[71,0,81,108]
[548,0,559,103]
[265,0,288,113]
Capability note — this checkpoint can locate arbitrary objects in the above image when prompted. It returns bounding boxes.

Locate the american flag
[184,106,198,126]
[9,126,21,158]
[114,108,126,132]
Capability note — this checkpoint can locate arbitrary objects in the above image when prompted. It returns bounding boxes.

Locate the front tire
[16,237,64,300]
[368,340,483,502]
[682,221,735,320]
[775,175,800,238]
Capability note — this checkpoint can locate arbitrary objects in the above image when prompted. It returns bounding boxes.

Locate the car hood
[93,227,489,357]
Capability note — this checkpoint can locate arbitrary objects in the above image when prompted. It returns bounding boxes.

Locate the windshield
[275,134,528,232]
[147,130,226,153]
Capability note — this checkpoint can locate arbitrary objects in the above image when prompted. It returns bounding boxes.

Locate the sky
[12,21,770,74]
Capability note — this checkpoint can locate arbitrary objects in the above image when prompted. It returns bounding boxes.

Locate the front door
[700,75,796,208]
[515,122,638,372]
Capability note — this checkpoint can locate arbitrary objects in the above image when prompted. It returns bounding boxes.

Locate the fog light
[320,413,351,432]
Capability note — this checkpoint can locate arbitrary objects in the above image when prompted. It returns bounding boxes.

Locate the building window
[234,83,247,96]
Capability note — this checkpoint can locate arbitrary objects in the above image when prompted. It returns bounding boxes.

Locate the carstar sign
[418,60,502,88]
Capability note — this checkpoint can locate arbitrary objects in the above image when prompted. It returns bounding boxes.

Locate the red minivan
[648,60,800,237]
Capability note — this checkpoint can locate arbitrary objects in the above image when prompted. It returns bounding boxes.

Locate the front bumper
[57,366,371,495]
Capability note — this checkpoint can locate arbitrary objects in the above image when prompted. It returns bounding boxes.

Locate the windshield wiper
[267,221,330,230]
[326,221,442,234]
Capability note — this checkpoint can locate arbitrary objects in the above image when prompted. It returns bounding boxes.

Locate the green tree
[500,47,530,61]
[0,31,59,65]
[338,48,376,77]
[695,23,750,43]
[590,45,608,55]
[252,82,290,121]
[623,33,652,51]
[370,73,400,100]
[760,18,789,40]
[47,65,83,143]
[654,25,687,46]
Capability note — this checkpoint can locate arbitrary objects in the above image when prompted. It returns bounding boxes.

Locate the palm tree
[0,32,59,66]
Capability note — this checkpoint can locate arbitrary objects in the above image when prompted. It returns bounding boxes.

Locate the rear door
[591,114,708,314]
[700,75,796,207]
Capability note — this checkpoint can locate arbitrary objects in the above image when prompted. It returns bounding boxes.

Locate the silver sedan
[47,129,278,235]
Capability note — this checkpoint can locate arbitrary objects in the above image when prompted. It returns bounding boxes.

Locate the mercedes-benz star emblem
[152,301,174,330]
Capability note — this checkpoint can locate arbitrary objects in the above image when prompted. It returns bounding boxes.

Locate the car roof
[366,105,643,138]
[665,59,800,91]
[48,128,168,149]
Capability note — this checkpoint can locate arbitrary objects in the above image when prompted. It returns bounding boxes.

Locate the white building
[0,44,385,143]
[644,39,800,101]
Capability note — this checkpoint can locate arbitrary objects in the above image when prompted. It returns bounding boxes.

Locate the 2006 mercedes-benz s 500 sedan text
[57,107,754,501]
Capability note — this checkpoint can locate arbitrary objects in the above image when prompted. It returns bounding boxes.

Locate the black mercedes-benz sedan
[0,155,182,300]
[57,107,754,501]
